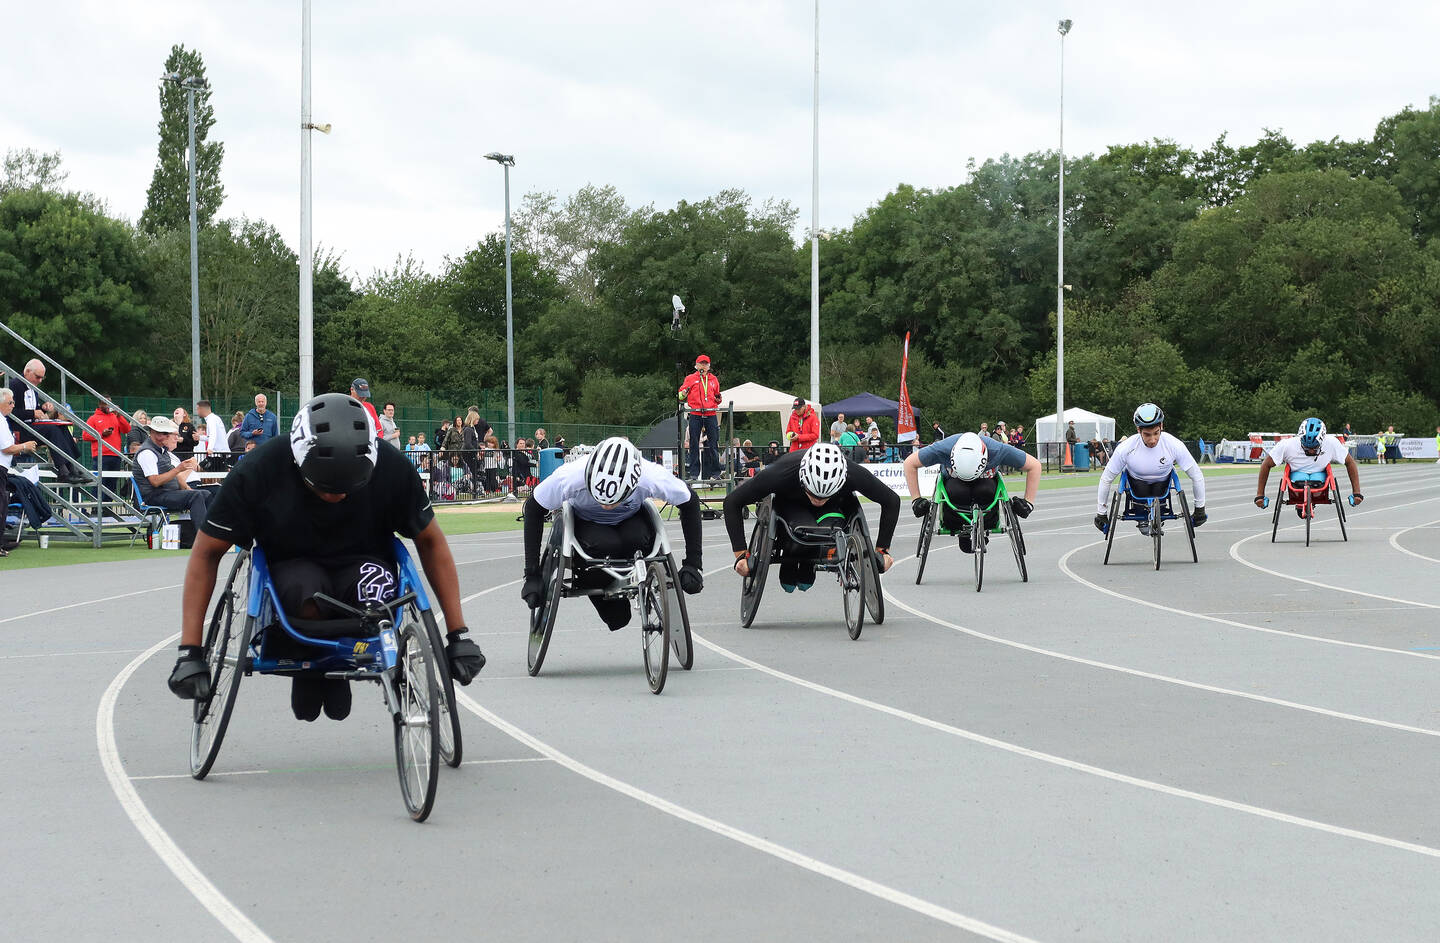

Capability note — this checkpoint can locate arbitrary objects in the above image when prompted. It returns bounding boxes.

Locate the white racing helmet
[948,432,989,481]
[584,437,643,505]
[798,442,847,499]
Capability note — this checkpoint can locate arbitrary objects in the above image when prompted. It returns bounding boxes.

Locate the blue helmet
[1298,417,1326,452]
[1133,403,1164,430]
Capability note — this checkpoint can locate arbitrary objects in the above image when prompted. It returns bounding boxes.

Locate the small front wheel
[394,620,440,822]
[191,550,252,780]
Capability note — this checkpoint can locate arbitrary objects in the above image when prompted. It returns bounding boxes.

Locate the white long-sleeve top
[1096,432,1206,512]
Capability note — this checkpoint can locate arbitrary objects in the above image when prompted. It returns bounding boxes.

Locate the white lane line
[1,583,182,625]
[1057,539,1440,662]
[1,648,147,660]
[130,756,552,781]
[1388,519,1440,565]
[1228,493,1440,609]
[881,585,1440,740]
[687,633,1440,861]
[97,632,274,943]
[453,690,1037,943]
[478,666,754,681]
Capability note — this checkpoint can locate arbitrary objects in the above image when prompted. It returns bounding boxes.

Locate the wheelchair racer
[1094,403,1207,535]
[1253,418,1363,515]
[166,393,486,722]
[521,437,704,629]
[902,431,1040,552]
[724,442,899,590]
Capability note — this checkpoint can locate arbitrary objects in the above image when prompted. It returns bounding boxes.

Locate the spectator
[405,435,418,451]
[435,418,452,455]
[7,358,85,482]
[678,353,721,480]
[226,411,246,454]
[1339,422,1354,441]
[866,417,879,437]
[443,415,465,459]
[930,421,946,443]
[979,422,990,438]
[763,440,784,465]
[461,412,482,479]
[867,428,886,463]
[481,434,503,493]
[994,421,1008,443]
[740,439,762,476]
[839,424,865,462]
[534,428,550,451]
[829,412,847,443]
[195,400,228,464]
[512,438,534,490]
[81,401,130,483]
[1010,425,1026,449]
[1065,421,1078,446]
[1381,424,1401,464]
[241,394,279,444]
[379,402,401,447]
[128,410,151,457]
[785,398,820,452]
[2,388,45,552]
[173,407,199,458]
[133,416,211,531]
[349,378,379,431]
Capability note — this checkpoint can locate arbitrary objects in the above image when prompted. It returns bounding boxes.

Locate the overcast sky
[4,1,1436,281]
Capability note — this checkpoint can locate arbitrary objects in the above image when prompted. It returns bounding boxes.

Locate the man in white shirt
[134,416,211,530]
[1095,402,1207,535]
[195,400,228,460]
[1253,418,1363,515]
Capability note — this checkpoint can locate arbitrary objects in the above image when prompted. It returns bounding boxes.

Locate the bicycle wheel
[842,532,865,640]
[663,557,694,670]
[527,528,566,676]
[191,550,252,780]
[1270,483,1283,542]
[1304,488,1313,547]
[1176,489,1198,563]
[421,607,462,767]
[640,561,670,694]
[740,499,772,628]
[1333,480,1348,542]
[1003,501,1028,583]
[1103,493,1120,564]
[914,500,937,585]
[393,619,440,822]
[971,505,985,592]
[1151,501,1163,571]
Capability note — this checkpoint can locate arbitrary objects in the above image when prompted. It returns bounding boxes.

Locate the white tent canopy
[1033,407,1116,444]
[719,381,810,432]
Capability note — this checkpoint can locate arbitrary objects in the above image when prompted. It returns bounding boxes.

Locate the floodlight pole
[1056,18,1072,454]
[485,152,517,447]
[809,0,821,407]
[162,71,206,406]
[299,0,314,404]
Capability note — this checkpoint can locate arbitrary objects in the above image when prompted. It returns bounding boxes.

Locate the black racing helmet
[289,393,378,493]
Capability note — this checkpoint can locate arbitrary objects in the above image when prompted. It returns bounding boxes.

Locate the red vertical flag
[897,332,916,439]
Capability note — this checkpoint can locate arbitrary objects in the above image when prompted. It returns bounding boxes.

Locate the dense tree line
[3,93,1439,440]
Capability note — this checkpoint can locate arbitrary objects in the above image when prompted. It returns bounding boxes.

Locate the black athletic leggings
[572,513,656,630]
[937,476,999,531]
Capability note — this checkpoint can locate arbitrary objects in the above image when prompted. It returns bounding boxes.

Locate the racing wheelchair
[527,501,693,695]
[914,474,1027,592]
[739,496,884,639]
[191,538,463,822]
[1100,471,1198,571]
[1262,464,1351,546]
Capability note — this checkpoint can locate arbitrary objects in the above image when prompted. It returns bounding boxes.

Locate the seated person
[1254,417,1363,515]
[521,437,704,628]
[166,393,485,721]
[903,431,1040,552]
[762,440,784,465]
[1094,403,1207,535]
[740,439,762,476]
[724,442,899,591]
[133,416,212,531]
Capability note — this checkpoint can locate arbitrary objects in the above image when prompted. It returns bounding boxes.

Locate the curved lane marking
[97,632,275,943]
[1388,519,1440,565]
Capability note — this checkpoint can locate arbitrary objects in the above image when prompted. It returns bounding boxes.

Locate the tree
[1,149,68,196]
[512,184,645,304]
[140,44,224,234]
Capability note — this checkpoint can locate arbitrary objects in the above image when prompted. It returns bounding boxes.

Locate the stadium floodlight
[485,152,517,449]
[671,295,685,332]
[1058,18,1072,35]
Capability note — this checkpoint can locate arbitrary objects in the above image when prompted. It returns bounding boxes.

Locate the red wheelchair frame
[1269,464,1347,546]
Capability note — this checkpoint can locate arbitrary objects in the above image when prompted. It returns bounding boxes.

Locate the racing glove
[679,561,704,595]
[167,645,211,700]
[521,570,544,610]
[1010,497,1033,519]
[1093,513,1108,534]
[1254,495,1267,509]
[1350,493,1364,506]
[1191,506,1208,527]
[911,497,932,519]
[445,628,486,685]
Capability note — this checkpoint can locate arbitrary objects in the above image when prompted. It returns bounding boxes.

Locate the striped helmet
[584,437,643,505]
[1298,417,1326,451]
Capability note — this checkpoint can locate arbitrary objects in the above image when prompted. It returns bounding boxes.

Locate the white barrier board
[861,462,939,496]
[1399,438,1439,459]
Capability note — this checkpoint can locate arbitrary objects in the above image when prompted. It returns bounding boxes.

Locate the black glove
[1191,506,1207,527]
[1351,492,1364,506]
[1010,497,1033,519]
[167,645,210,700]
[521,571,544,610]
[679,561,704,595]
[911,497,932,519]
[445,629,486,685]
[1254,495,1267,509]
[1093,513,1108,534]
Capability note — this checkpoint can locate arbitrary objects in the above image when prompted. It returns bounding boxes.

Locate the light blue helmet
[1298,417,1326,452]
[1132,403,1164,430]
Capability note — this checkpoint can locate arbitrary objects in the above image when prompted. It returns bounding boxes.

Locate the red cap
[695,355,711,365]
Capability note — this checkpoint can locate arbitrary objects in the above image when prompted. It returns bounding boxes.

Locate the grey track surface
[8,465,1440,941]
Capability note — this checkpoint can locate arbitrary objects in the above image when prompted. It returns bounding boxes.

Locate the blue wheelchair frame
[1102,471,1197,569]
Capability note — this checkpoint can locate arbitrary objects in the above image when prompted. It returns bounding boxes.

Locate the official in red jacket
[81,403,132,482]
[678,354,722,479]
[786,398,820,452]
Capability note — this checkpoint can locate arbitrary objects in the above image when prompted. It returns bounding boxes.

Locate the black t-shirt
[722,449,900,553]
[201,437,434,561]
